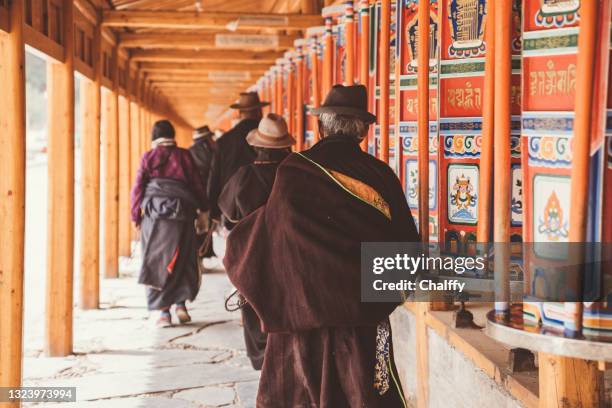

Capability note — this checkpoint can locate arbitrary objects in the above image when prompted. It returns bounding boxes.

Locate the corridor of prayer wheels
[1,0,611,407]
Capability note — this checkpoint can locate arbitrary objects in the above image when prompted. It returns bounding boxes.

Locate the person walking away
[207,92,269,233]
[189,125,216,187]
[189,125,216,257]
[131,120,208,327]
[218,113,295,370]
[224,85,420,407]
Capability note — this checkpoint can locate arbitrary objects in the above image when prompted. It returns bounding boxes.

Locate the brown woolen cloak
[224,135,419,407]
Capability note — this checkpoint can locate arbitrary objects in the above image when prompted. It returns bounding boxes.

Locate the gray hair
[319,113,368,140]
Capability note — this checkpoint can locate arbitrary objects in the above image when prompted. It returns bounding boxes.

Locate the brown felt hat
[230,92,270,111]
[246,113,296,149]
[311,84,376,124]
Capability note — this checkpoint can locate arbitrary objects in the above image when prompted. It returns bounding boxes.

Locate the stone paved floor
[23,256,259,408]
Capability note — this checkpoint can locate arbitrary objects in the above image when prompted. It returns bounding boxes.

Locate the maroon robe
[224,135,418,407]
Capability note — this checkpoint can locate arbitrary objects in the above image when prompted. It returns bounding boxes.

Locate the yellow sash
[297,153,392,221]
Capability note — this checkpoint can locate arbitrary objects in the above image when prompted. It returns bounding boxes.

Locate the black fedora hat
[230,92,270,111]
[311,84,376,124]
[193,125,214,140]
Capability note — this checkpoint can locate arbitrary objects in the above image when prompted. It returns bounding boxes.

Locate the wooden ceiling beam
[301,0,321,14]
[74,0,99,24]
[140,61,270,70]
[131,49,282,63]
[150,80,253,86]
[145,74,251,80]
[153,84,249,91]
[162,93,237,99]
[102,10,323,31]
[145,75,252,83]
[118,32,298,50]
[152,82,249,92]
[140,61,268,74]
[143,68,267,76]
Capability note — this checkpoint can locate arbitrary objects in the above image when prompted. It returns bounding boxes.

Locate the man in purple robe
[224,85,419,407]
[131,120,208,327]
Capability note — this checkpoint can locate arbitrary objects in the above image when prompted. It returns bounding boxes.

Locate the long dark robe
[224,135,419,407]
[139,178,201,310]
[207,118,259,220]
[189,136,216,187]
[219,148,290,370]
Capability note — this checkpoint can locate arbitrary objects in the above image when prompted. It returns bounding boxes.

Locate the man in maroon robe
[224,85,419,407]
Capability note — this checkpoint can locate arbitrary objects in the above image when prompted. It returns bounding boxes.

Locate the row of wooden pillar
[0,0,169,397]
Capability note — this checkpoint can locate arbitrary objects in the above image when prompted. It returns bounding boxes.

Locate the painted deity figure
[537,190,569,241]
[451,174,476,212]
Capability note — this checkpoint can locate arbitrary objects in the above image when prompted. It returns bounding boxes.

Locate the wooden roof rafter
[0,0,10,32]
[138,61,268,73]
[130,48,283,63]
[117,32,299,50]
[101,10,323,31]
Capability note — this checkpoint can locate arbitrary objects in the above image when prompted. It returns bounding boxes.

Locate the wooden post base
[538,353,604,408]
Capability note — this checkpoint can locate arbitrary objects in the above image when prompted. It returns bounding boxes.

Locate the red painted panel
[522,54,577,112]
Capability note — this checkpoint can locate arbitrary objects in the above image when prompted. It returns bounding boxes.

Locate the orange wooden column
[130,98,141,177]
[118,94,132,257]
[140,83,148,158]
[310,37,322,142]
[0,0,27,393]
[567,0,599,319]
[270,70,278,114]
[295,46,305,151]
[378,0,390,164]
[143,84,151,154]
[492,0,512,316]
[103,66,120,279]
[476,0,495,243]
[46,0,75,357]
[415,2,431,406]
[344,1,355,85]
[129,79,141,242]
[322,17,334,97]
[276,66,284,116]
[129,108,139,241]
[539,1,604,407]
[79,22,102,310]
[137,79,145,158]
[416,0,430,239]
[568,0,598,244]
[359,0,370,152]
[286,62,295,133]
[358,0,370,86]
[266,73,274,115]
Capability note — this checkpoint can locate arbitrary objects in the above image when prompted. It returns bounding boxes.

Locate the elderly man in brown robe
[224,85,419,407]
